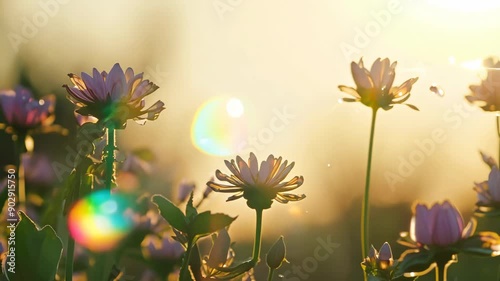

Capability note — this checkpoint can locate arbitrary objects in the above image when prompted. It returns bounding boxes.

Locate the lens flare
[68,190,134,252]
[191,97,250,156]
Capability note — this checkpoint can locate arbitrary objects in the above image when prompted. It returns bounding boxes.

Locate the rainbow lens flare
[191,97,250,156]
[68,190,134,252]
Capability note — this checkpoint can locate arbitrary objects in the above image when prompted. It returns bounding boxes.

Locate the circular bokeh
[68,190,134,252]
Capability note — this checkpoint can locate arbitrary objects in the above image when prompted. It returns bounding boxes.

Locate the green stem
[435,262,447,281]
[65,170,81,281]
[195,198,205,209]
[13,134,26,212]
[252,208,264,263]
[496,114,500,163]
[361,108,378,260]
[267,268,275,281]
[65,237,75,281]
[180,241,195,281]
[105,123,116,191]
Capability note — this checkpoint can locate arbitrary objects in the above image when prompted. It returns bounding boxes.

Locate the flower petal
[237,155,254,184]
[432,201,463,246]
[226,192,244,202]
[412,203,434,245]
[207,182,243,193]
[488,167,500,201]
[351,60,374,90]
[338,85,361,98]
[275,176,304,191]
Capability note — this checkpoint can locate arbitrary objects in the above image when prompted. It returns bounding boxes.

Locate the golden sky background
[1,0,500,240]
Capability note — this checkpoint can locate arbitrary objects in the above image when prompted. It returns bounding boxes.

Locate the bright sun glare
[427,0,500,11]
[226,98,244,118]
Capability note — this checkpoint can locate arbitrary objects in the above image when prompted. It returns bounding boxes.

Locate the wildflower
[480,151,497,168]
[205,229,232,269]
[409,201,474,247]
[0,86,65,136]
[398,201,500,279]
[338,58,419,111]
[466,57,500,112]
[361,243,395,280]
[141,234,184,260]
[207,152,305,210]
[177,180,195,203]
[63,63,165,128]
[22,153,56,186]
[203,177,214,198]
[474,166,500,207]
[202,229,240,279]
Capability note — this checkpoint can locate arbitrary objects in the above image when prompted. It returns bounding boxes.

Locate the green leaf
[210,259,256,279]
[189,212,236,238]
[62,158,94,215]
[3,212,63,281]
[86,252,117,281]
[185,192,197,222]
[460,232,500,256]
[77,122,105,142]
[152,195,188,233]
[367,276,390,281]
[394,249,435,278]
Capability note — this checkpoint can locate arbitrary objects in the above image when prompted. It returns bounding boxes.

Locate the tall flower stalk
[104,122,116,190]
[466,57,500,161]
[0,86,65,211]
[64,63,165,192]
[207,153,305,278]
[63,64,164,280]
[361,108,378,258]
[338,58,419,262]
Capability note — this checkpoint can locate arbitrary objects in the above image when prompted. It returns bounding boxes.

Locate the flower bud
[378,242,393,269]
[207,229,231,268]
[266,236,286,269]
[177,180,195,202]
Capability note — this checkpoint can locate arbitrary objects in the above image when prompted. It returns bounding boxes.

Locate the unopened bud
[266,236,286,269]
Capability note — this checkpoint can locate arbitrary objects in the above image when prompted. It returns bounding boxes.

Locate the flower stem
[267,268,275,281]
[13,134,26,212]
[252,208,264,263]
[105,123,116,192]
[65,169,81,281]
[179,241,194,281]
[361,108,378,260]
[65,236,75,281]
[435,261,448,281]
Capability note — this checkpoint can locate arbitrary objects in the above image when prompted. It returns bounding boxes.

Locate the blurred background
[1,0,500,279]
